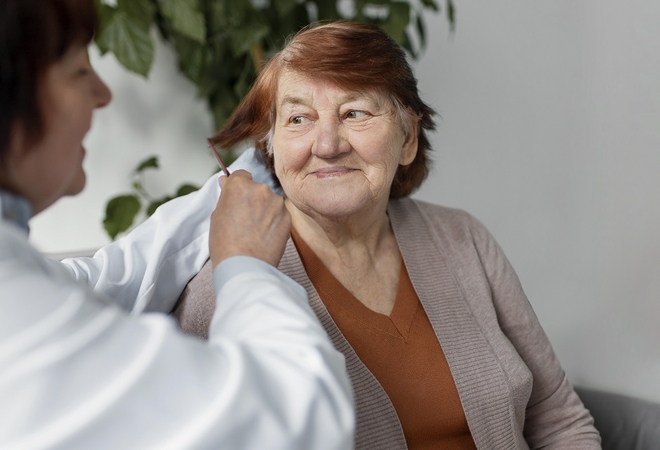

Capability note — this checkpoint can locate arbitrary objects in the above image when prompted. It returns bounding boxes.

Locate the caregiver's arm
[0,170,354,450]
[52,148,276,314]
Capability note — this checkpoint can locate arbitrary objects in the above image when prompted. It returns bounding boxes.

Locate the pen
[207,138,231,177]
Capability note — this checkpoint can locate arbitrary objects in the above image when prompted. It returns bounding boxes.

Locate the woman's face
[4,43,111,214]
[271,70,418,220]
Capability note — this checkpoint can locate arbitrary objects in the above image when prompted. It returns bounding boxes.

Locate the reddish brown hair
[211,21,436,199]
[0,0,97,161]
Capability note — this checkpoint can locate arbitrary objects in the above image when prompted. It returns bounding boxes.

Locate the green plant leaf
[176,184,200,197]
[226,16,270,57]
[401,31,417,58]
[380,2,411,45]
[420,0,440,12]
[182,43,208,84]
[95,9,154,76]
[209,82,240,129]
[94,3,117,55]
[144,184,199,217]
[416,14,427,50]
[161,0,206,43]
[447,0,456,31]
[316,0,339,19]
[135,156,159,173]
[234,54,256,99]
[117,0,154,31]
[146,196,172,217]
[207,0,243,33]
[103,194,141,240]
[273,0,299,16]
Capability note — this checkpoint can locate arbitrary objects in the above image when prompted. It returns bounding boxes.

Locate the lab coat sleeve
[53,148,277,315]
[0,235,355,450]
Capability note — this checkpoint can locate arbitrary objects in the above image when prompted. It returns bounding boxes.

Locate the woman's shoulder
[388,198,501,261]
[389,198,487,234]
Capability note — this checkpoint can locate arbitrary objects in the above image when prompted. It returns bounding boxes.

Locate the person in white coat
[0,1,355,449]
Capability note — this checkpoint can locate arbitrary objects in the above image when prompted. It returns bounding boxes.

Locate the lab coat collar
[0,189,32,234]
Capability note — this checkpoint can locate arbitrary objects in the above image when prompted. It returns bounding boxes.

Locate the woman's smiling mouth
[313,167,355,179]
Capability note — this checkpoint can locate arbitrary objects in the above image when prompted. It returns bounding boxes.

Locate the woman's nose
[311,123,350,158]
[92,71,112,109]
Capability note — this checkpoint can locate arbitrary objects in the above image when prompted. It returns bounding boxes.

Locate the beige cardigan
[173,198,601,450]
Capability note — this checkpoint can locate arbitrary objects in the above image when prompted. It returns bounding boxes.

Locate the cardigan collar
[280,198,519,450]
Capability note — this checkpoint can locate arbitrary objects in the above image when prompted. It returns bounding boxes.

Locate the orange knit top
[292,229,476,450]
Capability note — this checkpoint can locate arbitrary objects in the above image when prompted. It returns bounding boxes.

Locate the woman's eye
[346,110,368,119]
[290,116,308,125]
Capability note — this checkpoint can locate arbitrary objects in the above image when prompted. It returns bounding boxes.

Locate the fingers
[218,169,252,187]
[209,173,290,268]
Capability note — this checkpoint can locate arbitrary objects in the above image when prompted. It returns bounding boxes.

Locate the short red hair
[211,21,436,199]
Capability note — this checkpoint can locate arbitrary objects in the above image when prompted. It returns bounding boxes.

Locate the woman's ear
[399,122,419,166]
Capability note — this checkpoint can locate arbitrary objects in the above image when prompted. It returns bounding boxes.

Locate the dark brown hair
[0,0,97,161]
[211,21,436,199]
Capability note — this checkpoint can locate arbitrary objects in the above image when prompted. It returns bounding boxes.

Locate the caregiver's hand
[209,170,291,268]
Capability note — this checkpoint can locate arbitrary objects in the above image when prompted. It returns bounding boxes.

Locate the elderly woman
[175,21,601,449]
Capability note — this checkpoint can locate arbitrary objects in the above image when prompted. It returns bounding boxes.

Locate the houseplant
[95,0,455,239]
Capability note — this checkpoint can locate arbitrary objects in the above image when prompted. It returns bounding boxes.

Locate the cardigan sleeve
[467,215,601,449]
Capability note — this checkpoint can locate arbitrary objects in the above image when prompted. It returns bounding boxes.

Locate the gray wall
[30,1,660,401]
[413,1,660,402]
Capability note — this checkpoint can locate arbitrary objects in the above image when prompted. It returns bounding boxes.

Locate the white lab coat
[54,149,280,315]
[0,150,355,450]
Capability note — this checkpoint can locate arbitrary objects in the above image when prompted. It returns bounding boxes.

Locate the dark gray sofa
[575,386,660,450]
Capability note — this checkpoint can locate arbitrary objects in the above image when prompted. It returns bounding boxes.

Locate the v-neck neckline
[291,227,419,342]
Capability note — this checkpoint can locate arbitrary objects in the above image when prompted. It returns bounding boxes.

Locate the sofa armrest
[575,386,660,450]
